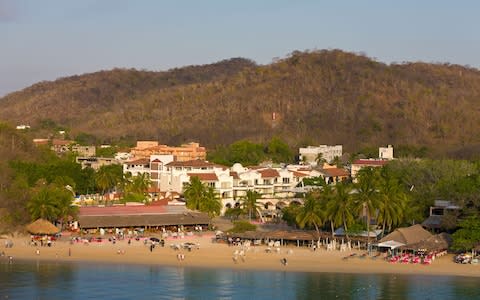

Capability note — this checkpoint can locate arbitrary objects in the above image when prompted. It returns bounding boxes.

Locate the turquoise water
[1,260,479,299]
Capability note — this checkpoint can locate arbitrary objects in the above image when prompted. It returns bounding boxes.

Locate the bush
[228,220,257,233]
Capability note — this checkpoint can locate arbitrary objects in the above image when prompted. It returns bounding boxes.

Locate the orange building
[130,141,206,161]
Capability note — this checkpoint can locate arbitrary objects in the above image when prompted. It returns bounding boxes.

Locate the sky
[1,0,479,97]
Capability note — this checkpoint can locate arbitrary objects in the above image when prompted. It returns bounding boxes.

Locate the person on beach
[36,249,40,256]
[68,248,71,257]
[281,258,288,266]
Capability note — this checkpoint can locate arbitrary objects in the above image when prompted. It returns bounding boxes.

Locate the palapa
[406,232,452,251]
[379,224,432,246]
[26,219,60,235]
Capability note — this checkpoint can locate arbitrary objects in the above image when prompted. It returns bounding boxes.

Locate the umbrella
[26,219,60,235]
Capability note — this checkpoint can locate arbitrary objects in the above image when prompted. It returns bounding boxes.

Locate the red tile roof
[258,169,280,178]
[321,168,350,177]
[127,158,150,165]
[291,171,309,177]
[230,171,240,179]
[187,173,218,181]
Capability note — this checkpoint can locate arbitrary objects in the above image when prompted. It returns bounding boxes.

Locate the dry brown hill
[1,50,480,157]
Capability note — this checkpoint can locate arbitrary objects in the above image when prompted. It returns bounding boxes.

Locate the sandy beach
[2,234,479,277]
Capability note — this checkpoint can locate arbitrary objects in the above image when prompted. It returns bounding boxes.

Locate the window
[283,178,290,184]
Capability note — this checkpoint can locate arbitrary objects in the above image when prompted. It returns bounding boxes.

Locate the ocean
[1,260,479,299]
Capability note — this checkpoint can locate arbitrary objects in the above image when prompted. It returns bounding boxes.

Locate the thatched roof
[78,212,210,229]
[406,232,452,251]
[379,224,432,246]
[26,219,60,235]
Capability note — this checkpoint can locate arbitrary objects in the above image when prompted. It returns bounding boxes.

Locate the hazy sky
[1,0,479,96]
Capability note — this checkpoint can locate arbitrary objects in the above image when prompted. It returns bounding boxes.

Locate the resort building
[122,158,314,215]
[299,145,343,166]
[130,141,206,161]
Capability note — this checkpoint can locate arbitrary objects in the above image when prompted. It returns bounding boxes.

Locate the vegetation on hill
[2,50,480,157]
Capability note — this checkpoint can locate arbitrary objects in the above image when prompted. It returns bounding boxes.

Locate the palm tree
[353,167,381,248]
[331,156,343,168]
[241,190,261,221]
[326,182,355,239]
[296,190,324,235]
[130,173,151,195]
[200,186,222,219]
[377,170,408,236]
[95,165,122,204]
[27,187,59,222]
[183,176,206,211]
[315,152,326,166]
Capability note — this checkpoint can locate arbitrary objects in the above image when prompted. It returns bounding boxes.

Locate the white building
[379,145,394,160]
[299,145,343,166]
[123,158,314,214]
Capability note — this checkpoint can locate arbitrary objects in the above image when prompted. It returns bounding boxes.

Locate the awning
[376,240,405,249]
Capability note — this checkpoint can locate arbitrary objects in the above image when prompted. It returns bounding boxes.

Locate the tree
[183,177,205,211]
[241,190,262,220]
[331,156,343,168]
[266,137,294,163]
[200,186,222,219]
[183,177,222,219]
[296,190,324,235]
[27,184,77,224]
[95,165,122,195]
[354,167,381,247]
[27,186,59,222]
[377,170,408,236]
[326,182,355,239]
[315,153,325,166]
[451,216,480,251]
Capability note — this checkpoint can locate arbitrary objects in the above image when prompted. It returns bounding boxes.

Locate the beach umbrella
[26,219,60,235]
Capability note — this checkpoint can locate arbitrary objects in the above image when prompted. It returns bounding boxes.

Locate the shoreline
[2,235,480,278]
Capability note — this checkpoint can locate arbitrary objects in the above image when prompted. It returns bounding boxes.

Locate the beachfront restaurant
[77,205,210,233]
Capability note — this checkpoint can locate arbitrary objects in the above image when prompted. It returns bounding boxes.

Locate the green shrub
[228,220,256,233]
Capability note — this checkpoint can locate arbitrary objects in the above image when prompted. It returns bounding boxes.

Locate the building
[379,145,394,160]
[76,157,120,170]
[72,145,96,157]
[350,159,389,181]
[299,145,343,166]
[122,158,312,215]
[130,141,206,161]
[318,164,350,184]
[77,205,210,231]
[422,200,461,230]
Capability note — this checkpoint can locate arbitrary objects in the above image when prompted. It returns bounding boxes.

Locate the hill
[1,50,480,157]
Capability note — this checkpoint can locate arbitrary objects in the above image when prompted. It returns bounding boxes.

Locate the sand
[2,234,479,277]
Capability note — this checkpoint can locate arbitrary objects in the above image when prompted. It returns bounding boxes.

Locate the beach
[2,234,479,277]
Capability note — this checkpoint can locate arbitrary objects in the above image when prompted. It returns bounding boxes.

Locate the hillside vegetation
[1,50,480,157]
